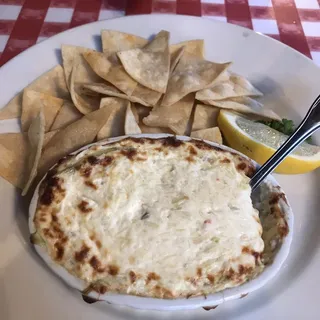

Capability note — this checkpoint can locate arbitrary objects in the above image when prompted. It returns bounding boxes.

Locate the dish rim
[28,133,294,311]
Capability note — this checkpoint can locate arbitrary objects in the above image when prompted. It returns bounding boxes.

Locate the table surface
[0,0,319,67]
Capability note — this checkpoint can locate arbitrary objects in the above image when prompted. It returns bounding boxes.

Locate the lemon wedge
[218,110,320,174]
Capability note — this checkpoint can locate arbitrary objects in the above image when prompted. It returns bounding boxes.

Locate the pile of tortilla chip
[0,30,280,194]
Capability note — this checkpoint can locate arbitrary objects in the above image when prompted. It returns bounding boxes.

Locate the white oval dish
[28,134,294,311]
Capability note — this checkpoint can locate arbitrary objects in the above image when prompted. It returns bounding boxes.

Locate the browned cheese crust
[32,137,288,299]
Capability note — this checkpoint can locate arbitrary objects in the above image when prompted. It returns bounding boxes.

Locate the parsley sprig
[257,119,312,143]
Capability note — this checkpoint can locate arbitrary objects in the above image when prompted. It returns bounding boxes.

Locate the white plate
[0,14,320,320]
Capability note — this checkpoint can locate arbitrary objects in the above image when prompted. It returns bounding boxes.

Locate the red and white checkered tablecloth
[0,0,319,67]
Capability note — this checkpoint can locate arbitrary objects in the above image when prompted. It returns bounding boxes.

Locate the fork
[250,94,320,191]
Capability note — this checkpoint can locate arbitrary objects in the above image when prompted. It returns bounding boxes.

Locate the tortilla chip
[82,51,112,79]
[131,84,162,106]
[130,104,171,133]
[143,93,195,135]
[140,124,172,134]
[0,65,69,120]
[203,97,281,120]
[117,30,170,93]
[82,83,150,106]
[0,131,56,188]
[101,30,147,55]
[191,127,223,145]
[83,51,138,96]
[97,97,127,140]
[62,46,102,114]
[216,71,230,83]
[50,101,82,130]
[170,40,204,58]
[39,107,117,176]
[145,30,169,51]
[196,74,263,101]
[44,131,58,144]
[162,52,231,106]
[0,133,28,188]
[100,31,165,102]
[192,104,220,131]
[131,104,151,122]
[62,45,85,86]
[79,86,101,97]
[105,64,139,96]
[125,104,141,135]
[22,109,45,195]
[104,62,137,96]
[170,46,185,74]
[70,62,101,114]
[61,45,101,86]
[21,90,64,132]
[98,31,148,96]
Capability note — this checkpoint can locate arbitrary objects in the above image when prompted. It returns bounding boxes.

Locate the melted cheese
[33,138,264,298]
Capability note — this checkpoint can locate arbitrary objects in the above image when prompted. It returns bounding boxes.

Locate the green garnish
[30,231,46,247]
[257,118,312,143]
[211,237,220,243]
